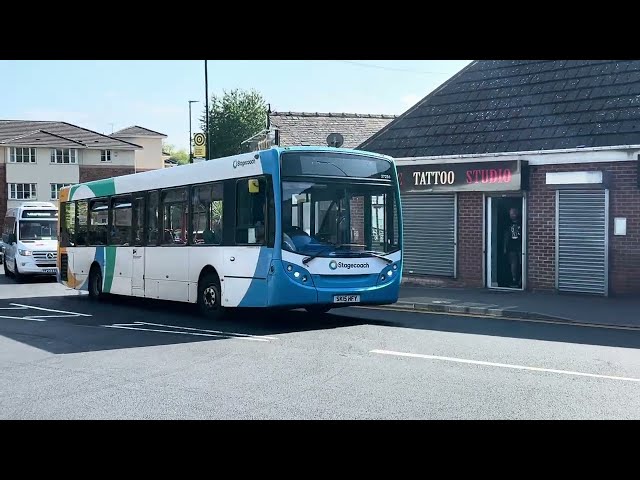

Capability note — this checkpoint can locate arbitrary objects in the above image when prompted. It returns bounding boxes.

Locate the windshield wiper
[302,244,347,265]
[358,251,394,264]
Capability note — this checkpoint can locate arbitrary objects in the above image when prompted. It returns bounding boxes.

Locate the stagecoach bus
[57,146,403,317]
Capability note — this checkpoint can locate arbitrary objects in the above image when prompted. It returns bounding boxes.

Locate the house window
[9,147,36,163]
[50,148,78,164]
[101,150,112,162]
[9,183,37,200]
[50,183,71,200]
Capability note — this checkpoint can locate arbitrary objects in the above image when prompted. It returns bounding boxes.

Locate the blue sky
[0,60,471,151]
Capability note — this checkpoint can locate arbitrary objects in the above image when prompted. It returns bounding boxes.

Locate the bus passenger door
[131,196,145,297]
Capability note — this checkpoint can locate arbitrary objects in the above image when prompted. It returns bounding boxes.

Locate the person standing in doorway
[503,207,522,288]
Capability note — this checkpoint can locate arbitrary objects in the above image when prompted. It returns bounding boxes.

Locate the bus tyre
[198,275,223,319]
[305,306,332,315]
[88,266,103,300]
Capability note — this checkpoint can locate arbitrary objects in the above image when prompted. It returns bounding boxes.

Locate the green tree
[200,89,268,158]
[163,143,190,165]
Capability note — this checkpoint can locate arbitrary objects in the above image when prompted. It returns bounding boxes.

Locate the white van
[2,202,58,281]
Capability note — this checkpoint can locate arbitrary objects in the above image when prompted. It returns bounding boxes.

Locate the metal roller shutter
[556,189,608,295]
[401,193,456,277]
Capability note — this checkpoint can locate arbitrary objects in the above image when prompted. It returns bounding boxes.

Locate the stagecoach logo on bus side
[329,260,338,270]
[233,158,256,169]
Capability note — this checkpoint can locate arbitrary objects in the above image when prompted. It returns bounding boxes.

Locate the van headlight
[18,249,32,256]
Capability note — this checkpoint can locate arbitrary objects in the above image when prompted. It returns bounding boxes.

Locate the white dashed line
[10,303,92,317]
[371,349,640,383]
[134,321,279,340]
[103,324,271,342]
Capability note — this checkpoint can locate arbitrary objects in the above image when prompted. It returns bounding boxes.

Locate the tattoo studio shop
[397,159,529,291]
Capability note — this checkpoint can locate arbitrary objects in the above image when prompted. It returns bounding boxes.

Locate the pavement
[0,270,639,419]
[385,284,640,329]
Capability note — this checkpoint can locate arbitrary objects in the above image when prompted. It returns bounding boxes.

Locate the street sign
[194,145,206,158]
[193,133,206,147]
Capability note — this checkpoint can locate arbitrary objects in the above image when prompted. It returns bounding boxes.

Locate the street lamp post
[188,100,199,164]
[205,60,210,161]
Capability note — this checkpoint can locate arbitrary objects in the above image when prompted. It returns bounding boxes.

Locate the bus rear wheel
[198,274,223,319]
[88,265,103,300]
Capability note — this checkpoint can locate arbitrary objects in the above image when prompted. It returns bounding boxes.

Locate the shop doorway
[486,195,526,290]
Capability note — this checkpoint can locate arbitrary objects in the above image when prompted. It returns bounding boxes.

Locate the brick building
[359,60,640,296]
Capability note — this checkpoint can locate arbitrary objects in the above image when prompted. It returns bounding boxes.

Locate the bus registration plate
[43,269,57,274]
[333,295,360,303]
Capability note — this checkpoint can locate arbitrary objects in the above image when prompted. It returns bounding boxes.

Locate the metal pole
[188,100,199,164]
[204,60,210,161]
[189,101,193,164]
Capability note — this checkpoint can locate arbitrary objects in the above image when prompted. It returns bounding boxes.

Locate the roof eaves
[357,61,479,150]
[40,129,87,146]
[61,122,143,148]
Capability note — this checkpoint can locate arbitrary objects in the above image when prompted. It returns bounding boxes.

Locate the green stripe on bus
[87,178,116,198]
[103,247,117,293]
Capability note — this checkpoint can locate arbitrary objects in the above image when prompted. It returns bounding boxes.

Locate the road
[1,271,639,419]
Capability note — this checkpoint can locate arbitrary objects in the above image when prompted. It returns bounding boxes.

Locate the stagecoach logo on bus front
[329,260,337,270]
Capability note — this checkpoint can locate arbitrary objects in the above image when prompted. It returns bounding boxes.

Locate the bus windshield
[19,220,58,241]
[281,180,399,257]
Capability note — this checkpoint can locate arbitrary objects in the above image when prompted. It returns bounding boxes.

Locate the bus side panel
[145,247,190,302]
[107,247,133,296]
[223,246,271,308]
[71,246,96,290]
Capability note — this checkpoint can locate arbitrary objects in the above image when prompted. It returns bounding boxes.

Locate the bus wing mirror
[8,233,16,244]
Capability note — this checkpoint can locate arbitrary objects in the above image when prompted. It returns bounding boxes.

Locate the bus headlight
[18,249,32,256]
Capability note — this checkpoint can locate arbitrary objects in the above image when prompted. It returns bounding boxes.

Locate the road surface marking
[10,303,92,317]
[0,314,45,322]
[0,307,28,310]
[103,324,271,342]
[134,321,279,340]
[356,306,640,332]
[370,349,640,383]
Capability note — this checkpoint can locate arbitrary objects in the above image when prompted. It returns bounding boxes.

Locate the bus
[57,146,403,317]
[3,202,59,281]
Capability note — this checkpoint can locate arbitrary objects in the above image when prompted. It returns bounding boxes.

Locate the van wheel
[305,306,332,315]
[88,265,103,300]
[13,261,24,283]
[4,259,13,277]
[198,274,223,319]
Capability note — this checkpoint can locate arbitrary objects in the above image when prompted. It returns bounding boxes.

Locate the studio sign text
[412,168,512,186]
[400,160,522,192]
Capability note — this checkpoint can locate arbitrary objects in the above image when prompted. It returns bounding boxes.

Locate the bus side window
[236,177,267,245]
[89,199,109,246]
[133,196,145,246]
[61,202,76,247]
[76,200,88,246]
[147,191,159,245]
[192,182,223,245]
[111,196,132,246]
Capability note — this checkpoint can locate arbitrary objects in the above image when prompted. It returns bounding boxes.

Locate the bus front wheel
[198,275,223,319]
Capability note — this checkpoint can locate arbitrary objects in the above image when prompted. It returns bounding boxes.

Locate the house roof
[270,111,396,148]
[359,60,640,158]
[0,120,141,150]
[111,125,167,138]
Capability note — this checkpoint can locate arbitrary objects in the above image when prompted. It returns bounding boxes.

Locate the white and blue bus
[57,146,403,317]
